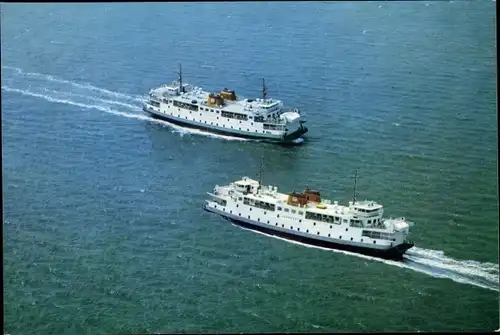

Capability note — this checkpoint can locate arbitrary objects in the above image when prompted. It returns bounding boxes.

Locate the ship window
[230,210,232,213]
[264,211,266,215]
[313,222,316,226]
[361,239,363,242]
[298,228,300,231]
[299,211,304,215]
[277,207,282,211]
[236,204,239,207]
[291,210,296,214]
[257,218,260,221]
[277,214,280,218]
[299,219,302,223]
[345,228,348,231]
[335,217,340,221]
[284,208,289,212]
[275,223,277,226]
[249,208,252,211]
[368,220,371,224]
[343,219,347,223]
[329,225,332,229]
[238,197,242,200]
[239,213,241,216]
[216,111,219,113]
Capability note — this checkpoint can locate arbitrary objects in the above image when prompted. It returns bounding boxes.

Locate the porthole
[373,241,376,244]
[328,234,331,237]
[317,232,320,235]
[306,229,309,233]
[248,216,250,219]
[339,236,342,239]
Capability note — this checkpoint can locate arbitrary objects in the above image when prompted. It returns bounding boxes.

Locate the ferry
[143,65,308,143]
[204,164,415,260]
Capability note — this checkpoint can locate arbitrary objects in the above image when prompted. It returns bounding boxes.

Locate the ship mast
[258,154,264,191]
[178,63,183,94]
[352,169,358,204]
[262,78,267,101]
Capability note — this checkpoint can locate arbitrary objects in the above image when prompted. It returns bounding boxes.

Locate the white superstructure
[143,65,308,143]
[204,171,415,259]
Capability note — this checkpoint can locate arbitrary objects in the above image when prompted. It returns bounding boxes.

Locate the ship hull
[204,204,413,261]
[143,107,307,143]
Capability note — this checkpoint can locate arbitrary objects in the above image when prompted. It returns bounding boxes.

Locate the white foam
[231,224,499,292]
[2,85,249,142]
[40,88,142,110]
[2,65,144,103]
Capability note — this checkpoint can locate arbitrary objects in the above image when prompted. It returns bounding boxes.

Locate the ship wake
[1,66,253,142]
[231,224,499,292]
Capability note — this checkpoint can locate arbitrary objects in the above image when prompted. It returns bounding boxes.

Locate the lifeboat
[220,88,237,101]
[316,204,327,209]
[207,93,224,106]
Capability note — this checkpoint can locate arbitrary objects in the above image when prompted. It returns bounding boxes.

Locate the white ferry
[204,167,415,260]
[143,65,308,143]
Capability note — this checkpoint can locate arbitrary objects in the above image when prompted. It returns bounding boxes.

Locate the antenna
[262,78,267,100]
[353,169,358,204]
[178,63,183,93]
[258,154,264,191]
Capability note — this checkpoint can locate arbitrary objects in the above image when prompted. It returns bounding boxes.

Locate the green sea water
[2,1,498,333]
